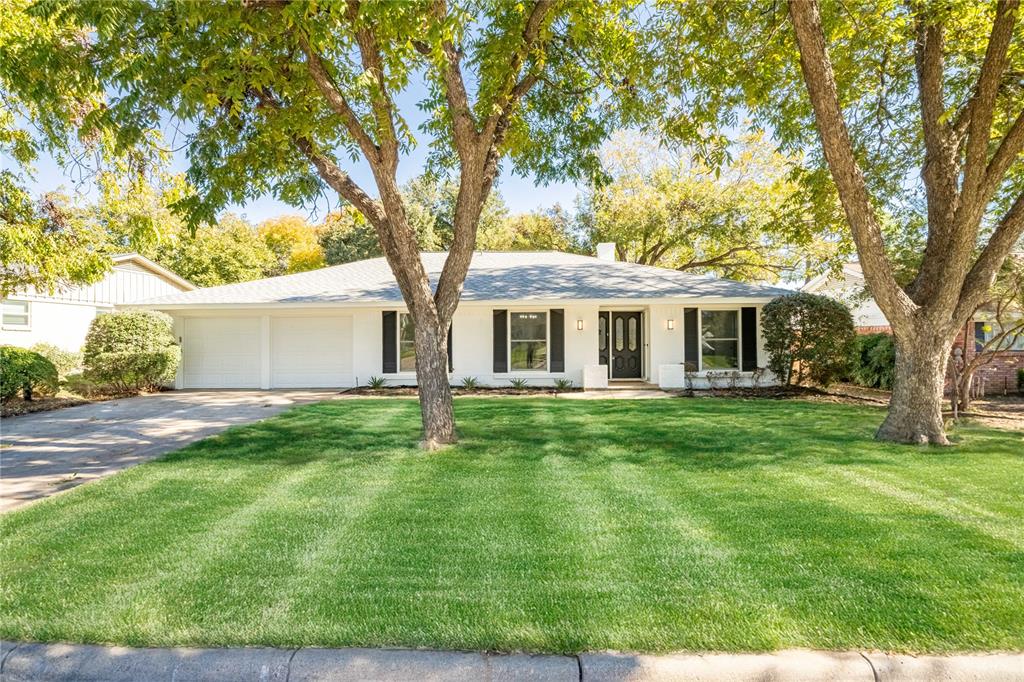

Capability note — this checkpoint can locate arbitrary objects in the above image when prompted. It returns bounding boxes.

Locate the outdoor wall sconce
[666,319,675,330]
[577,319,585,331]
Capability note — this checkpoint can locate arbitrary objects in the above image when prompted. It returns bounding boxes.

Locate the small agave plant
[553,378,573,392]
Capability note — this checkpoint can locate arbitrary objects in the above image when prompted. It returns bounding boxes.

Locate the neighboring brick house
[803,261,1024,396]
[952,316,1024,396]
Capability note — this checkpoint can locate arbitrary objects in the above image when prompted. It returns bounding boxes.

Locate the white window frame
[508,310,550,373]
[697,308,741,372]
[1,299,31,331]
[976,318,1024,352]
[398,312,416,373]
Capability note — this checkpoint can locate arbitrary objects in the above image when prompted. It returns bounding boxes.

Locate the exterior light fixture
[577,319,584,331]
[667,319,675,330]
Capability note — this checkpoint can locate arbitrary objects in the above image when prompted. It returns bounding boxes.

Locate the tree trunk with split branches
[788,0,1024,444]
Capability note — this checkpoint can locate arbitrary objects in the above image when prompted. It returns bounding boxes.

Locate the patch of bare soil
[1,396,92,418]
[960,395,1024,431]
[1,390,147,418]
[678,384,890,407]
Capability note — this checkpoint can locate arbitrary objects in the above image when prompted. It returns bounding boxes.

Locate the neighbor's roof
[111,253,196,291]
[131,251,791,307]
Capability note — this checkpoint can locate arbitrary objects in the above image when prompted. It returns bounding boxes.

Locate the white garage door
[270,316,353,388]
[182,317,261,388]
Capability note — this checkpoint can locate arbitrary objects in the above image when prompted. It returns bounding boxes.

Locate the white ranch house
[128,246,787,391]
[1,253,195,351]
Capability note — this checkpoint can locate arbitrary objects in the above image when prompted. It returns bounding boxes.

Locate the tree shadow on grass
[151,398,1017,474]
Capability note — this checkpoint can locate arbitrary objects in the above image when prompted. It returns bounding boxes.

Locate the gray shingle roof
[132,251,792,306]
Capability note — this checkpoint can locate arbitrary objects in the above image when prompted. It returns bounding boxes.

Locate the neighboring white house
[801,262,890,331]
[127,247,789,390]
[1,253,195,351]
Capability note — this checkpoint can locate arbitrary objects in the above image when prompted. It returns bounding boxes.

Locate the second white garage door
[270,316,353,388]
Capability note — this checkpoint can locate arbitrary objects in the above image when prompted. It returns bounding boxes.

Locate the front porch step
[594,381,661,390]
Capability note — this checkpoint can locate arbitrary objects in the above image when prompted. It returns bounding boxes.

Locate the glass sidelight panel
[599,316,607,351]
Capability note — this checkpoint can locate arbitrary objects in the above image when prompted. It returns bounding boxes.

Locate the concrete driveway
[0,390,337,513]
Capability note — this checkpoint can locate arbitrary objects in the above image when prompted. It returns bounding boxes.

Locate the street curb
[2,641,1022,681]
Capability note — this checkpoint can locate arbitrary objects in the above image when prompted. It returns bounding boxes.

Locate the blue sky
[12,142,583,225]
[4,76,584,225]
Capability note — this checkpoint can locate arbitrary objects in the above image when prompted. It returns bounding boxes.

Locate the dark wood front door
[610,312,642,378]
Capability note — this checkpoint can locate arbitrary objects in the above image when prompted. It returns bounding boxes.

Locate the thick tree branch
[422,0,480,161]
[433,0,555,324]
[959,0,1019,210]
[787,0,915,324]
[914,9,947,160]
[909,5,963,304]
[255,88,425,306]
[298,33,382,165]
[344,0,400,173]
[982,108,1024,202]
[955,190,1024,322]
[252,89,384,227]
[479,0,554,148]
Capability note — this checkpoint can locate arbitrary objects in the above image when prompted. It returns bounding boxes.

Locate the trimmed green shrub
[1018,368,1024,392]
[849,333,896,390]
[0,346,59,402]
[762,292,857,387]
[82,311,180,393]
[30,343,82,378]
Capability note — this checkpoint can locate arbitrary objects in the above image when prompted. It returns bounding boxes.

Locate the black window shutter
[683,308,698,369]
[382,311,397,374]
[974,321,985,352]
[741,307,757,371]
[550,309,565,372]
[447,323,454,372]
[493,309,507,373]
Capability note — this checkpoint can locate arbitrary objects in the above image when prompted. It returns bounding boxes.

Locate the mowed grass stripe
[0,397,1021,653]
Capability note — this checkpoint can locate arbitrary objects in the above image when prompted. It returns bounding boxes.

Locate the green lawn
[1,398,1022,654]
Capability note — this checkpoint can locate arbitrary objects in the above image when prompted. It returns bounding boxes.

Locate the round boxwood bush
[83,311,180,393]
[761,292,856,387]
[0,346,59,402]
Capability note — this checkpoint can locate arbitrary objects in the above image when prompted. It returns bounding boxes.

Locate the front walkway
[2,642,1020,682]
[0,390,337,513]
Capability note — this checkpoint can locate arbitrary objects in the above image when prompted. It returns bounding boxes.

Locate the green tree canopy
[577,132,849,282]
[0,174,111,297]
[152,214,277,287]
[257,215,325,275]
[318,205,382,265]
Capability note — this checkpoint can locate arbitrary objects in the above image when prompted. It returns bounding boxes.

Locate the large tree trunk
[876,326,953,445]
[414,317,455,449]
[788,0,1024,447]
